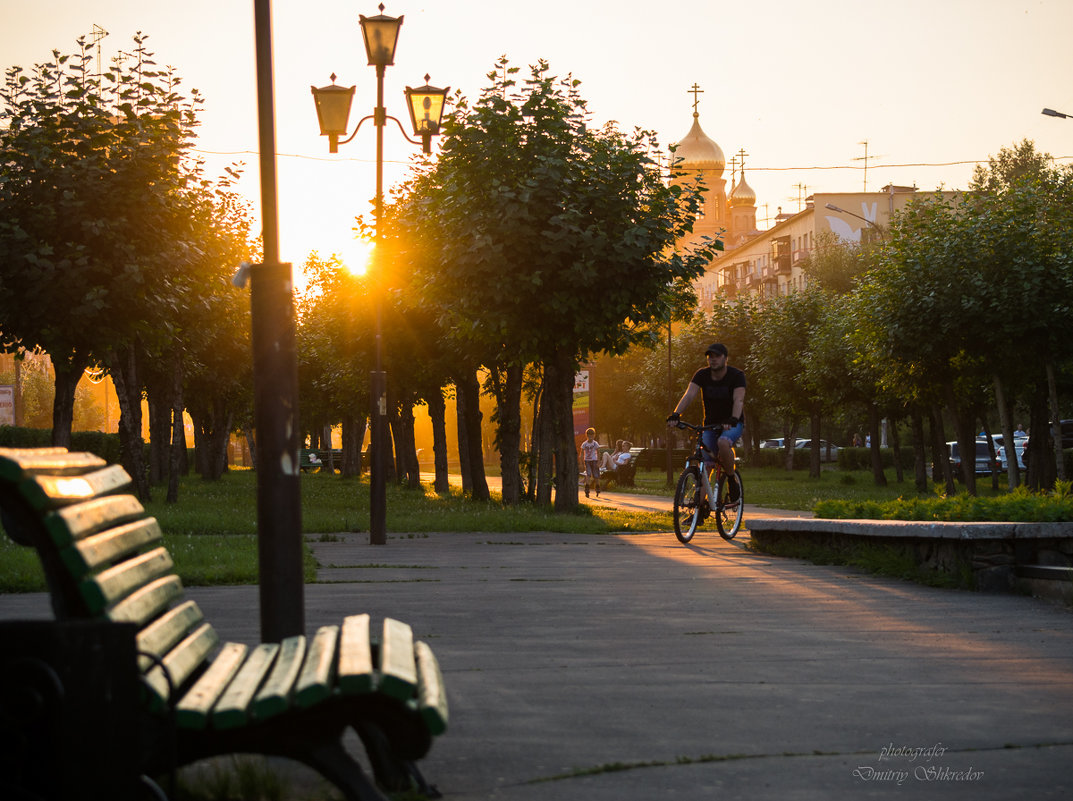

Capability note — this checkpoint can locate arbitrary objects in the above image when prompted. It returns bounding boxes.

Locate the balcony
[773,254,792,275]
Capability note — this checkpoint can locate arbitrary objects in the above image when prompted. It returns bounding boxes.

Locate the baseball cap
[704,343,728,357]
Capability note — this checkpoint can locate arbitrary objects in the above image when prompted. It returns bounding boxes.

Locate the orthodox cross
[688,83,703,114]
[736,148,749,179]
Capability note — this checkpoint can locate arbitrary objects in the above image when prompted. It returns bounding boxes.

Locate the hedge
[0,426,125,464]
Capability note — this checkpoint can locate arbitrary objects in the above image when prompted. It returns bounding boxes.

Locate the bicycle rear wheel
[715,470,744,540]
[673,466,704,543]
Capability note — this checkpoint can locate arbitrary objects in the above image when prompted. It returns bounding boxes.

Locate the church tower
[670,87,727,252]
[728,168,758,248]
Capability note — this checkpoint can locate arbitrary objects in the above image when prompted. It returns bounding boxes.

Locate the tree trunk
[426,391,450,494]
[50,350,89,448]
[1024,384,1054,491]
[910,409,928,493]
[889,415,903,484]
[993,374,1019,489]
[782,418,798,471]
[491,364,524,505]
[945,384,976,496]
[146,375,170,486]
[322,424,336,473]
[457,370,489,501]
[1045,358,1065,482]
[167,360,184,503]
[243,428,257,473]
[546,350,579,514]
[930,404,956,495]
[340,414,363,477]
[394,402,420,489]
[535,371,556,506]
[868,405,887,486]
[190,399,232,481]
[808,413,821,479]
[109,346,150,501]
[527,378,544,503]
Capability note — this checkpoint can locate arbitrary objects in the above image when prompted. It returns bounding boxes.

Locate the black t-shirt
[690,366,747,426]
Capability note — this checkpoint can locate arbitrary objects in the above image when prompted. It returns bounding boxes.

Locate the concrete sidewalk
[2,527,1071,799]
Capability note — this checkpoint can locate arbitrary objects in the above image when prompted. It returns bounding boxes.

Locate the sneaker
[728,477,740,503]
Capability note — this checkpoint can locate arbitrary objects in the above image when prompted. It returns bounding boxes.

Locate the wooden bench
[0,447,447,801]
[602,448,643,487]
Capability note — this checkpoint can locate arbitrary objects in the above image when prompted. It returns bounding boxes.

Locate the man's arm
[730,386,745,421]
[670,382,700,418]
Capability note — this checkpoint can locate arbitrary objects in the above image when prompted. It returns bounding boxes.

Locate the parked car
[1020,420,1073,464]
[993,434,1027,470]
[948,440,1000,476]
[759,438,789,449]
[795,439,840,461]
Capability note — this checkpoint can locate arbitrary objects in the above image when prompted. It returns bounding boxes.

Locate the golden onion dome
[730,174,756,206]
[671,113,725,176]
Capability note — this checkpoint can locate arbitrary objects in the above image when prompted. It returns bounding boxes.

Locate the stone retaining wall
[747,518,1073,595]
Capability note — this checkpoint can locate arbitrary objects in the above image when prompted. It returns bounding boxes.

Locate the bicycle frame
[682,423,725,504]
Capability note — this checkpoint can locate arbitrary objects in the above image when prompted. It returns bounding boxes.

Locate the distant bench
[0,447,447,800]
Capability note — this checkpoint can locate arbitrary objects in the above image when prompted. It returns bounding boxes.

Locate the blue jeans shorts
[702,422,744,467]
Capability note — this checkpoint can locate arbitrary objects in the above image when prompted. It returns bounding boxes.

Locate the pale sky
[4,0,1073,273]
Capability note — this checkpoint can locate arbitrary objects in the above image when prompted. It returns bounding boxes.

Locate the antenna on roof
[853,140,884,192]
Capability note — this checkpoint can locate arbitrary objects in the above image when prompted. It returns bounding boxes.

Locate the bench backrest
[0,448,216,711]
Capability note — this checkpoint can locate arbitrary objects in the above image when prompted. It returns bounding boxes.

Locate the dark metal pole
[369,63,388,545]
[666,318,674,485]
[252,0,304,640]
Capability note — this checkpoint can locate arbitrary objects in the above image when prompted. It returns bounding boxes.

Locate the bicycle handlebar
[674,420,724,434]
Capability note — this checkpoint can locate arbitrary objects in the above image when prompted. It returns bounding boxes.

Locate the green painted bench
[0,447,447,801]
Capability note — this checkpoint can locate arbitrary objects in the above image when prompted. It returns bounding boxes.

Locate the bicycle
[671,420,744,543]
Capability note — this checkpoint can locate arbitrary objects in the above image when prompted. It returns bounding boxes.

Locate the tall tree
[0,33,251,498]
[387,59,715,509]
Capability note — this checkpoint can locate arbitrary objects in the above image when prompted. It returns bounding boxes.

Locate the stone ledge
[748,517,1073,540]
[747,517,1073,597]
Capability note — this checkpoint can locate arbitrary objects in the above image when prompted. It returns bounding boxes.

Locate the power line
[191,147,1073,171]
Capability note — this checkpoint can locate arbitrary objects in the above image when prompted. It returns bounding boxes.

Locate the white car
[993,434,1027,470]
[795,439,840,461]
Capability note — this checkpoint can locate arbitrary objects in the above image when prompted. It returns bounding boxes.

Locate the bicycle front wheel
[715,470,744,540]
[673,466,704,543]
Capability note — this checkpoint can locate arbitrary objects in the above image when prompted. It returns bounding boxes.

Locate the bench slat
[338,613,375,694]
[144,623,219,710]
[175,642,249,730]
[0,448,105,481]
[82,547,175,615]
[61,518,163,577]
[295,626,339,708]
[253,635,306,720]
[136,600,204,671]
[379,617,417,701]
[20,464,133,511]
[415,640,449,736]
[212,643,279,730]
[107,575,184,626]
[45,494,147,546]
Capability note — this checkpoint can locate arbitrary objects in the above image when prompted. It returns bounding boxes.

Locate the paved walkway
[2,523,1070,799]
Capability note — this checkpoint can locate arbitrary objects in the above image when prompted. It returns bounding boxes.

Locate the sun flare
[337,239,374,278]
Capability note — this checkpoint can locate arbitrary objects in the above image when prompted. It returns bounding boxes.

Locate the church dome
[730,174,756,206]
[672,113,725,176]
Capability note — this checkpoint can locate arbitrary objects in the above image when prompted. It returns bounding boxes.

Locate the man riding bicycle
[666,342,746,501]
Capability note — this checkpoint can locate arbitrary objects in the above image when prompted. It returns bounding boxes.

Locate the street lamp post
[310,4,448,545]
[252,0,304,641]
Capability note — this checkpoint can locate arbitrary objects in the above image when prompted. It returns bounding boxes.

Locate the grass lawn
[1,464,1063,593]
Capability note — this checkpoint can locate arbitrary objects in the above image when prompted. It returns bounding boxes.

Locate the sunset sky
[4,0,1073,274]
